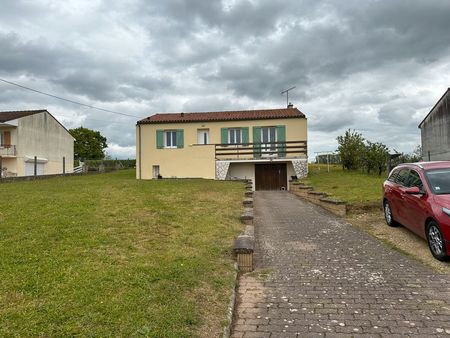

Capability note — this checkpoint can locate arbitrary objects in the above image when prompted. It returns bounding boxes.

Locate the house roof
[0,109,47,123]
[0,109,74,139]
[418,88,450,128]
[137,107,306,125]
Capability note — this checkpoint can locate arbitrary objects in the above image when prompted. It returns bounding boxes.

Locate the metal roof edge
[418,88,450,128]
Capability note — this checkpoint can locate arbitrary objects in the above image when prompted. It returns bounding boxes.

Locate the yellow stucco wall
[136,117,307,179]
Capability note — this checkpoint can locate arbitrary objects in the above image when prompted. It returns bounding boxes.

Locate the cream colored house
[0,109,74,177]
[136,106,308,190]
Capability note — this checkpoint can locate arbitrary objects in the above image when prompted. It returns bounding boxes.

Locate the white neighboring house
[0,109,74,177]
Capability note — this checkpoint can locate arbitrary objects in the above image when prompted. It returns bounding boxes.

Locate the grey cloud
[377,104,419,128]
[0,0,449,159]
[181,96,248,112]
[309,111,356,133]
[0,33,73,77]
[51,71,118,102]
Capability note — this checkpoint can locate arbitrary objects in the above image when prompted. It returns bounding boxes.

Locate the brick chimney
[287,102,294,108]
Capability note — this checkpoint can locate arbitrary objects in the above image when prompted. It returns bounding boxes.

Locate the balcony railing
[0,145,17,156]
[215,140,307,160]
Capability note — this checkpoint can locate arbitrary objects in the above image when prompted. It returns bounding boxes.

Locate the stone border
[224,180,255,338]
[290,181,347,217]
[223,262,238,338]
[234,179,255,272]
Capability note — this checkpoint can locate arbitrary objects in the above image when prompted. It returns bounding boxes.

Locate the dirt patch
[346,201,381,214]
[346,210,450,274]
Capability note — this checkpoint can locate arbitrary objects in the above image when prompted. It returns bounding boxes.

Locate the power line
[0,78,141,118]
[55,114,134,126]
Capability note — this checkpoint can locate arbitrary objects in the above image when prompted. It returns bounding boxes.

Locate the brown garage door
[255,163,287,191]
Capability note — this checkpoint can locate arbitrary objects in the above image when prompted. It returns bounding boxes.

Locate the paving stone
[230,191,450,337]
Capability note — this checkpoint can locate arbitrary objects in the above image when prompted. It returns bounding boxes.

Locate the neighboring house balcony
[0,145,17,157]
[214,140,307,161]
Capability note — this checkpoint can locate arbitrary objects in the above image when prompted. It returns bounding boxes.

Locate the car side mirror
[405,186,422,194]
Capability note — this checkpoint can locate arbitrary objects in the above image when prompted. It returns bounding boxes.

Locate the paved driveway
[232,191,450,337]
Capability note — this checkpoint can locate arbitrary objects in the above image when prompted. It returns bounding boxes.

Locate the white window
[197,129,209,144]
[228,129,241,144]
[165,131,177,148]
[261,127,277,152]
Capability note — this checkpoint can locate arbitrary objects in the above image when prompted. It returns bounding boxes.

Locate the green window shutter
[252,126,261,158]
[156,130,164,149]
[176,129,184,148]
[241,127,249,144]
[221,128,228,144]
[277,125,286,157]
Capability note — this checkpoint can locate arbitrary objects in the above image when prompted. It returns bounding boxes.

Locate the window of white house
[197,129,209,144]
[228,128,241,144]
[165,131,177,148]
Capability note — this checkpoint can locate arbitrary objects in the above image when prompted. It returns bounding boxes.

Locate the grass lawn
[301,164,386,206]
[0,170,244,337]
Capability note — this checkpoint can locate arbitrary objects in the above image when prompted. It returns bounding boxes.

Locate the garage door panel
[255,163,287,191]
[25,162,45,176]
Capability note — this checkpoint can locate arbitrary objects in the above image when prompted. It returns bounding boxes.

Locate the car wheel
[383,200,397,227]
[426,221,448,261]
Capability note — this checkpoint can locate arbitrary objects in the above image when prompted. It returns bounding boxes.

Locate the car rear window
[395,168,410,186]
[388,169,399,182]
[425,168,450,195]
[406,170,424,190]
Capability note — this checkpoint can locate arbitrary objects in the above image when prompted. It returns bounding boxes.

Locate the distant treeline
[75,159,136,169]
[315,154,341,164]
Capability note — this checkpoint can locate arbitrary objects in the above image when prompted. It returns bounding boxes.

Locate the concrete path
[232,191,450,337]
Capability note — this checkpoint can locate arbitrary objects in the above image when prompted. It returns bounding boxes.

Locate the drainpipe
[138,124,142,179]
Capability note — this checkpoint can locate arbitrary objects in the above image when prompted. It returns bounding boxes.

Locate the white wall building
[0,109,74,177]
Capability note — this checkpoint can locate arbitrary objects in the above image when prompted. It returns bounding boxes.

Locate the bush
[337,129,365,170]
[84,159,136,170]
[336,129,390,175]
[364,141,389,175]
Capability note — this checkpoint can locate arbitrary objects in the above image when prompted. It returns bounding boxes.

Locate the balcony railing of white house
[0,145,17,156]
[215,140,307,160]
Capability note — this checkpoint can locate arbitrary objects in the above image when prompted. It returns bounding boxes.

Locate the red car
[383,161,450,261]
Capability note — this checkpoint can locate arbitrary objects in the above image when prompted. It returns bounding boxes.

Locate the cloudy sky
[1,0,449,159]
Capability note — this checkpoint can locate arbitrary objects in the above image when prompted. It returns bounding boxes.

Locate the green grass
[0,170,244,337]
[301,164,386,205]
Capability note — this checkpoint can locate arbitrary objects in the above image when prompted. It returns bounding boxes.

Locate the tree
[391,145,422,168]
[69,127,107,160]
[336,129,365,170]
[365,141,389,175]
[411,145,422,162]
